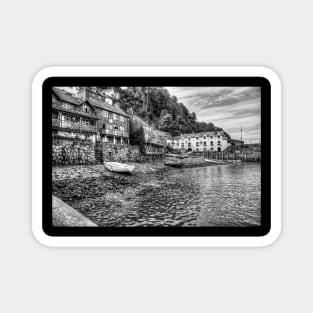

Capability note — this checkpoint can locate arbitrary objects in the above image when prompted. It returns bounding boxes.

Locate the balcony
[100,128,129,137]
[52,118,97,133]
[101,128,114,135]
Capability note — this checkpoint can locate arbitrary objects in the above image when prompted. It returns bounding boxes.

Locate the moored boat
[205,159,220,164]
[164,160,184,168]
[165,153,189,159]
[176,153,189,159]
[165,153,180,158]
[105,162,135,174]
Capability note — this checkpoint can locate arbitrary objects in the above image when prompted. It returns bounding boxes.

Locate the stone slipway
[52,195,98,227]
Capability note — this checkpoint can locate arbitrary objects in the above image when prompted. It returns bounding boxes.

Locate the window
[113,113,117,120]
[196,136,199,140]
[200,141,202,145]
[218,141,221,145]
[210,136,213,139]
[105,98,113,105]
[196,148,199,152]
[210,147,214,151]
[210,141,214,146]
[82,118,90,126]
[82,104,89,113]
[181,143,184,147]
[196,142,199,146]
[62,115,71,122]
[102,111,108,118]
[218,135,220,139]
[203,136,206,139]
[120,115,124,122]
[203,148,207,151]
[188,137,191,141]
[188,142,191,147]
[63,102,72,110]
[120,126,125,132]
[203,142,207,146]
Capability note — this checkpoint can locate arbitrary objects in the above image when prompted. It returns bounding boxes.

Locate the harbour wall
[52,138,96,166]
[95,142,140,162]
[52,138,164,166]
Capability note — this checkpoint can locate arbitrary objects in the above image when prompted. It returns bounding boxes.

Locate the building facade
[52,87,238,157]
[167,131,231,152]
[76,87,130,145]
[52,88,99,143]
[52,87,130,145]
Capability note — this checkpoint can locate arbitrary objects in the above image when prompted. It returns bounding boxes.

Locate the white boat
[164,160,184,168]
[205,159,220,164]
[104,162,135,174]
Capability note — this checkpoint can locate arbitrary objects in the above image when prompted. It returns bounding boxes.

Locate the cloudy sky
[166,87,261,143]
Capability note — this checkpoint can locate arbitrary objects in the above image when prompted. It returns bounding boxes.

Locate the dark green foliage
[128,119,139,146]
[138,126,146,154]
[129,121,146,154]
[119,87,227,136]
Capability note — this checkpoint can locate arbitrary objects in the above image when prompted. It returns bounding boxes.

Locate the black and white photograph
[51,85,262,229]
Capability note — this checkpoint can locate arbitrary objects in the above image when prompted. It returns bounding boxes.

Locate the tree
[129,120,139,146]
[138,126,146,154]
[122,87,227,138]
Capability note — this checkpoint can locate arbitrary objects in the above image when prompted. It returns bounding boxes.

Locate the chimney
[127,108,134,116]
[113,101,120,109]
[77,87,87,100]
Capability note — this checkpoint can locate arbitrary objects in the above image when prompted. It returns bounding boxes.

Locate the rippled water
[69,163,261,227]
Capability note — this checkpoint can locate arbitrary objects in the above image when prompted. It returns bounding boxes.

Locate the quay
[52,195,98,227]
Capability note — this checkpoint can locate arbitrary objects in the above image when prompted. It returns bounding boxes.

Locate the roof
[53,87,128,117]
[172,131,226,140]
[52,88,84,106]
[86,97,129,118]
[52,106,99,120]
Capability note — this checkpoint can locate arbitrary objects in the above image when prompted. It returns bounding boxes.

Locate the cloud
[166,87,261,143]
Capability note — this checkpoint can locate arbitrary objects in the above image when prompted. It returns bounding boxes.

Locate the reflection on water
[71,163,261,227]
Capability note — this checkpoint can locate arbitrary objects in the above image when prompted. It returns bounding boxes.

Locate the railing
[101,129,114,135]
[81,124,97,132]
[100,129,129,137]
[52,118,97,133]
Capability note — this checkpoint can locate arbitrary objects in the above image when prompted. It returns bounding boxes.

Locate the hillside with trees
[114,87,229,137]
[115,87,230,136]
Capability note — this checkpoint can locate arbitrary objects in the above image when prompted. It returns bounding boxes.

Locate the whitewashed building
[167,131,231,152]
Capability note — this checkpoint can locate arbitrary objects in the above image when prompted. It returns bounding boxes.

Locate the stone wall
[96,143,140,163]
[52,138,96,166]
[52,139,165,166]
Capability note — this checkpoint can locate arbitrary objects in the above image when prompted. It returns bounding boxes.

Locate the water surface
[68,163,261,227]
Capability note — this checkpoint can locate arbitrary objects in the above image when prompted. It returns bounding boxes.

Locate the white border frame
[32,66,281,247]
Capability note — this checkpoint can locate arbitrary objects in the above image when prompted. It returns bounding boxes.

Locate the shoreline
[52,160,245,226]
[52,162,260,227]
